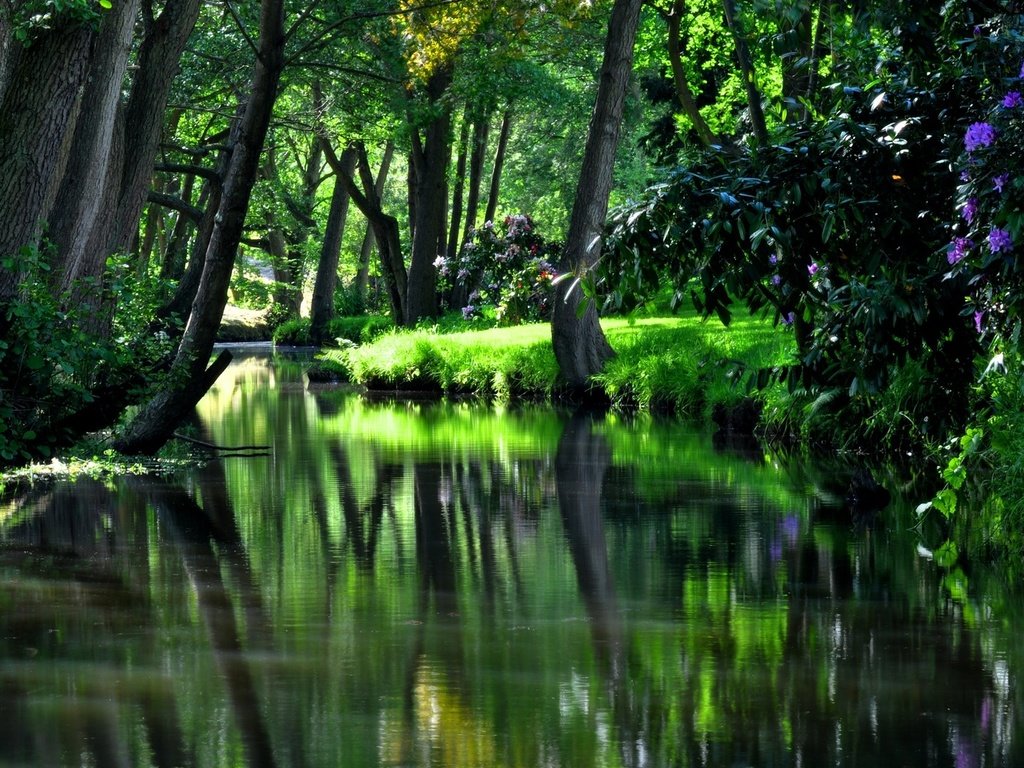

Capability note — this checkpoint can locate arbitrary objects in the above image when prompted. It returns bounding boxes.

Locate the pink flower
[807,262,819,276]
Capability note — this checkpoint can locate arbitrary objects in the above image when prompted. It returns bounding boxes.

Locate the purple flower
[769,254,778,265]
[989,227,1013,253]
[782,311,795,325]
[807,262,819,276]
[974,311,985,334]
[1020,60,1024,78]
[962,197,979,223]
[994,173,1010,193]
[457,268,470,281]
[965,122,997,152]
[771,274,782,286]
[462,304,478,319]
[948,237,973,264]
[1003,91,1023,109]
[973,25,982,36]
[960,170,971,182]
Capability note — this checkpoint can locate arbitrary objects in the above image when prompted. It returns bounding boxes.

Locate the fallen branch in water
[172,433,271,452]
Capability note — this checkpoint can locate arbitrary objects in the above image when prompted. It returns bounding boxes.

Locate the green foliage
[274,314,395,347]
[324,309,792,416]
[0,247,173,467]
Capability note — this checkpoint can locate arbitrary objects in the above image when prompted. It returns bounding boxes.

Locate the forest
[1,0,1023,556]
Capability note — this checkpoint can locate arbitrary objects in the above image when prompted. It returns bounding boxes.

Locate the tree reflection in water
[0,357,1021,767]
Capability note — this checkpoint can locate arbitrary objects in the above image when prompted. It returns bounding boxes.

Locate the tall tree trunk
[665,0,716,147]
[105,0,203,260]
[355,140,394,306]
[462,113,490,241]
[310,145,356,345]
[267,222,301,319]
[446,112,470,261]
[48,0,141,292]
[483,108,513,225]
[802,0,830,120]
[405,67,453,325]
[322,136,407,324]
[162,173,200,281]
[114,0,286,456]
[551,0,642,389]
[0,18,93,304]
[722,0,769,145]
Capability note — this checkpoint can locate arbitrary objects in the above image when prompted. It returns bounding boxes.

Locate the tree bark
[48,0,141,292]
[446,111,470,261]
[114,0,286,456]
[0,18,93,303]
[323,136,407,324]
[551,0,642,389]
[355,140,394,306]
[462,112,490,241]
[405,67,453,325]
[310,145,356,345]
[105,0,204,259]
[483,108,513,225]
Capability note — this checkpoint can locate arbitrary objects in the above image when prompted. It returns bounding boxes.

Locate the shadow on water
[1,349,1023,767]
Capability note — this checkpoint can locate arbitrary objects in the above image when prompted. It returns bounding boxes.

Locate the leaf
[822,212,834,243]
[934,540,959,569]
[25,355,45,370]
[932,488,957,518]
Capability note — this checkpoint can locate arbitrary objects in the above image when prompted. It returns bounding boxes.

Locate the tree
[114,0,287,455]
[551,0,644,389]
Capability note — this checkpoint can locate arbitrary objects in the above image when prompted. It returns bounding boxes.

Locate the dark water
[1,347,1021,768]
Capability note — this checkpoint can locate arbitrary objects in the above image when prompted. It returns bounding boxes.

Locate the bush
[273,315,395,347]
[435,214,560,325]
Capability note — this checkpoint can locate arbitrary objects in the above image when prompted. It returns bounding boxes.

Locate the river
[0,345,1020,767]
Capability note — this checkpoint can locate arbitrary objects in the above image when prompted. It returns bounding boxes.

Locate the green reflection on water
[0,350,1021,767]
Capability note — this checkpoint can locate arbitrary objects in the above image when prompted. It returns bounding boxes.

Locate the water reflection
[0,352,1022,767]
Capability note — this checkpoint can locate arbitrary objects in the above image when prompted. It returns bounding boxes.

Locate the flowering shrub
[435,214,561,325]
[947,53,1024,340]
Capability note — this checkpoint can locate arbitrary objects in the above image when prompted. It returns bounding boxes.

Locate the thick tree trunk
[48,0,141,292]
[551,0,642,389]
[0,19,93,303]
[310,145,356,345]
[114,0,285,456]
[405,67,452,325]
[355,140,394,305]
[483,109,513,225]
[462,113,490,241]
[722,0,769,145]
[665,0,715,147]
[105,0,203,259]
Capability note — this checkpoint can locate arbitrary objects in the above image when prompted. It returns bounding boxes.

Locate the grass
[317,306,796,420]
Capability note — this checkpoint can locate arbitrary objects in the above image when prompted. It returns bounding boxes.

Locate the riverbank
[314,310,796,424]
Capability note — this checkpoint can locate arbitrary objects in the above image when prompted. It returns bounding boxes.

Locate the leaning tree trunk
[461,112,490,242]
[105,0,203,259]
[446,108,470,262]
[483,108,512,225]
[114,0,286,456]
[310,145,356,345]
[721,0,769,145]
[0,17,93,305]
[323,135,407,325]
[355,140,395,306]
[48,0,141,293]
[665,0,715,147]
[551,0,642,390]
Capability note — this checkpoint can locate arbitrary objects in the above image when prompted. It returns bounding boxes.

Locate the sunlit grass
[318,307,797,420]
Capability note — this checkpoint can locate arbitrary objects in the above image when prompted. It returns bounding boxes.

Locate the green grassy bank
[315,309,796,422]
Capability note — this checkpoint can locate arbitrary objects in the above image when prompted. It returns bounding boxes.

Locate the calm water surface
[1,346,1022,767]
